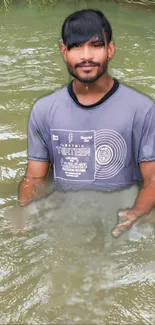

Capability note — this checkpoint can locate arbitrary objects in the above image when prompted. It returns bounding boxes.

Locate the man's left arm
[112,161,155,237]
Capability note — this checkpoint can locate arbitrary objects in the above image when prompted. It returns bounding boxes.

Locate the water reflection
[1,190,155,324]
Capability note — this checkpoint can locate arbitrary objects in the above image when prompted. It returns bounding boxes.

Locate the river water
[0,1,155,324]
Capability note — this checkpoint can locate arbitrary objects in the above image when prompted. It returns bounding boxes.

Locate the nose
[80,45,94,61]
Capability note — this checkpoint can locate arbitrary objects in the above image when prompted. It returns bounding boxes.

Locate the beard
[66,61,108,84]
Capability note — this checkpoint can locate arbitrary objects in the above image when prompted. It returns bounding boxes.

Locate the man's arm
[132,161,155,215]
[112,161,155,237]
[18,160,50,206]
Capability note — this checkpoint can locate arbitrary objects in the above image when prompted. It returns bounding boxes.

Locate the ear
[60,43,67,62]
[107,40,115,60]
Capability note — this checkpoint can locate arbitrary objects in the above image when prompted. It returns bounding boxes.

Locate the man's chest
[47,105,136,183]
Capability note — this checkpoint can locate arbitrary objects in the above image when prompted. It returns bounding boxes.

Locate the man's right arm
[19,96,52,206]
[18,160,50,206]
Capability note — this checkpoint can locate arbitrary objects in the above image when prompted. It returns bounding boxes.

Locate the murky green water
[1,1,155,324]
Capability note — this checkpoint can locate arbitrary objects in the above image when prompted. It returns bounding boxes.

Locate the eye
[92,42,104,48]
[73,44,81,48]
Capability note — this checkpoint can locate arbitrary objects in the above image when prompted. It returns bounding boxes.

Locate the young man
[19,9,155,237]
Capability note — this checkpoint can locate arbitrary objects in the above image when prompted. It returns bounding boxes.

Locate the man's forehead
[74,34,105,44]
[89,35,100,42]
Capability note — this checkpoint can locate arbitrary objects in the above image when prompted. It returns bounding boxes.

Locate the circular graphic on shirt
[95,129,127,179]
[96,145,113,165]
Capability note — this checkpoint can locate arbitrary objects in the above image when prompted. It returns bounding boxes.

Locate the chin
[79,74,97,82]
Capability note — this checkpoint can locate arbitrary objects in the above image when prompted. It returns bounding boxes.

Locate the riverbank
[1,0,155,12]
[120,0,155,5]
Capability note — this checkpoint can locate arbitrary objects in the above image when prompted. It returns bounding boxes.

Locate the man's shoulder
[119,82,155,108]
[31,86,68,115]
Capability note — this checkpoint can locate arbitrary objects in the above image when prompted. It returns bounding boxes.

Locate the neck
[73,73,114,96]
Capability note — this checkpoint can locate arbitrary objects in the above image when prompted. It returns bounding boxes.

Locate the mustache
[75,61,100,69]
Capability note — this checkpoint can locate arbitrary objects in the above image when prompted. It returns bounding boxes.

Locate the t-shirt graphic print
[51,128,127,183]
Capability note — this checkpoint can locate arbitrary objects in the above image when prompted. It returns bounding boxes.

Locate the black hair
[61,9,112,50]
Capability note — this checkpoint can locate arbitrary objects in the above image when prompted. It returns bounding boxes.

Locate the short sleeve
[27,101,50,162]
[133,103,155,164]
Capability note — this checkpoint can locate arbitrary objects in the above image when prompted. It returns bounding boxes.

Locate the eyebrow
[91,40,104,43]
[87,39,105,46]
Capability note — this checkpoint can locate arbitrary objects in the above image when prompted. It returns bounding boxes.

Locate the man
[19,9,155,237]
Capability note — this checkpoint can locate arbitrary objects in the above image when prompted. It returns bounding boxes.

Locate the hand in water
[112,209,139,238]
[4,203,32,234]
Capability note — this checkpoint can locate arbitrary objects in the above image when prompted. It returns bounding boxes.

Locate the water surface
[0,1,155,324]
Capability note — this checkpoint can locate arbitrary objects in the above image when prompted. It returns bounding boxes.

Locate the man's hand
[112,209,139,238]
[19,177,47,207]
[112,162,155,238]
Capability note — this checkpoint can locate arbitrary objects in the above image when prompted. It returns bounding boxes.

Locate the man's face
[61,36,113,83]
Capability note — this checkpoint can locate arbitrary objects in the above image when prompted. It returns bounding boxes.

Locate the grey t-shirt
[27,82,155,190]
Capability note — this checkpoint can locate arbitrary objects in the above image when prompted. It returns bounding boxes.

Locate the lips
[79,65,97,68]
[78,65,97,70]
